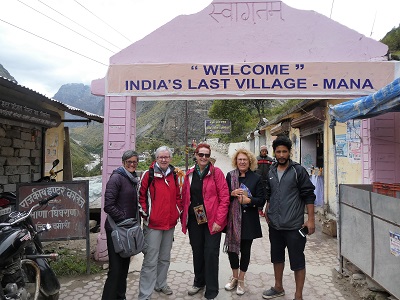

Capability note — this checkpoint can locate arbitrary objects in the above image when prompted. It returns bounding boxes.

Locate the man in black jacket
[262,136,315,300]
[255,145,274,217]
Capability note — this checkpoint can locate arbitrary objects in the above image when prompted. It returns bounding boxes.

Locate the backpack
[147,167,178,187]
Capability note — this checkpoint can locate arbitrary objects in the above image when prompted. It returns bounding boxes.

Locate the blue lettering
[265,65,278,75]
[142,80,151,90]
[298,78,307,89]
[235,79,246,89]
[253,65,264,75]
[323,78,373,89]
[251,79,261,89]
[324,79,336,89]
[203,65,218,75]
[363,79,373,89]
[172,79,182,89]
[210,79,220,89]
[188,79,197,89]
[271,79,283,89]
[221,78,230,88]
[280,64,289,75]
[198,79,209,89]
[157,80,168,90]
[230,65,239,75]
[129,81,140,90]
[241,65,251,75]
[203,64,293,76]
[220,65,229,76]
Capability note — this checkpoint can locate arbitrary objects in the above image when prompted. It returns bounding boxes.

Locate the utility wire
[370,10,377,37]
[74,0,131,43]
[17,0,116,53]
[0,18,108,66]
[37,0,121,51]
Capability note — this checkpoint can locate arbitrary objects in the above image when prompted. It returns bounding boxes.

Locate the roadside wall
[206,138,251,158]
[0,122,42,192]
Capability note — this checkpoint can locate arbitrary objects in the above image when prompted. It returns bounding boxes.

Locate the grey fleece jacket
[266,160,315,230]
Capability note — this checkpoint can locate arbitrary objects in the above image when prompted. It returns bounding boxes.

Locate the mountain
[51,82,213,145]
[53,83,104,116]
[0,64,17,83]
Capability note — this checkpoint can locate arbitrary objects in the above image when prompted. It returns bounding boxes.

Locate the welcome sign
[106,62,396,98]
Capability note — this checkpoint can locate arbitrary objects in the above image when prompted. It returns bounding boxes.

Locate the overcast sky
[0,0,399,97]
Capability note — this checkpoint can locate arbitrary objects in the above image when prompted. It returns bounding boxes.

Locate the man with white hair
[138,146,182,300]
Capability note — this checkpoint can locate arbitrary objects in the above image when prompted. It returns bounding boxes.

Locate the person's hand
[212,222,221,232]
[264,210,270,223]
[304,219,315,235]
[231,188,244,197]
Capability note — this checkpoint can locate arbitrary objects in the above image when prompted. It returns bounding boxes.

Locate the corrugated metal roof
[0,76,103,123]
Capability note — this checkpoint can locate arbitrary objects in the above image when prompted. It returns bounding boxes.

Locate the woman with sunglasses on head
[102,150,140,300]
[223,148,265,295]
[181,143,230,300]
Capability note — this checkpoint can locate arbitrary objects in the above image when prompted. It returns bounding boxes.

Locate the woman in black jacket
[102,150,139,300]
[224,148,265,296]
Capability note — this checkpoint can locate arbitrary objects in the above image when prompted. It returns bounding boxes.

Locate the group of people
[102,135,316,300]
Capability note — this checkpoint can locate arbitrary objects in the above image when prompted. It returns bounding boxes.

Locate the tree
[208,100,253,141]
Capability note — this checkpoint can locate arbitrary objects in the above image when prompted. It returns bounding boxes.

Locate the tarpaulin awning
[328,77,400,123]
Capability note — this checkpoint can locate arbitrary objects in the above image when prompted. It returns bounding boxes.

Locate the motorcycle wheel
[21,259,41,300]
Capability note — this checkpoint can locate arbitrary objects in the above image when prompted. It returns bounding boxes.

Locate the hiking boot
[155,285,173,295]
[187,286,204,296]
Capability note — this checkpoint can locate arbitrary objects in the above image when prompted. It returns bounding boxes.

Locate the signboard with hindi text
[205,119,231,134]
[17,181,89,241]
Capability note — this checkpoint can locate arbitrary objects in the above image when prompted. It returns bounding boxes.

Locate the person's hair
[155,145,173,158]
[231,148,258,171]
[195,143,211,155]
[272,135,292,152]
[122,150,138,162]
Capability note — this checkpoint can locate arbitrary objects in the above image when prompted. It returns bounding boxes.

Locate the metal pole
[185,100,189,171]
[329,117,343,274]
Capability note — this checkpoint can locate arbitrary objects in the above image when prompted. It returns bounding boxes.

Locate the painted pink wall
[93,95,137,261]
[110,0,387,65]
[365,113,400,184]
[91,0,390,260]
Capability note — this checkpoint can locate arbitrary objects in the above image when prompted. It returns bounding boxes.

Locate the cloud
[1,0,399,98]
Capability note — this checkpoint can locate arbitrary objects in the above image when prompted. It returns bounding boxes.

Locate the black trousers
[187,214,222,299]
[101,229,131,300]
[227,239,253,272]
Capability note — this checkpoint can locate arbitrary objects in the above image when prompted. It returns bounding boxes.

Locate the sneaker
[262,287,285,299]
[155,285,173,295]
[224,277,238,291]
[236,280,245,295]
[187,286,204,296]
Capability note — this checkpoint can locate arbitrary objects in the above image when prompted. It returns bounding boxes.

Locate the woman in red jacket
[181,143,230,300]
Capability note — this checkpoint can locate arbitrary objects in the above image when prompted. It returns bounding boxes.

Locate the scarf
[195,163,210,179]
[120,166,139,186]
[223,169,242,255]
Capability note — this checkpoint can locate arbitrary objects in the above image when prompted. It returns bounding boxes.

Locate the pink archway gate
[91,0,398,260]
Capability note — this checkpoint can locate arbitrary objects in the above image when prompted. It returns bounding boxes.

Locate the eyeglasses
[197,153,210,158]
[157,156,170,160]
[125,160,138,165]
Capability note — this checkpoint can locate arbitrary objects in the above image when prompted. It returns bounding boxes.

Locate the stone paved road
[57,150,361,299]
[58,219,358,300]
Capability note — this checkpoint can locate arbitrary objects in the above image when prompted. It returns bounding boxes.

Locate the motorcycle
[36,160,63,182]
[0,193,61,300]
